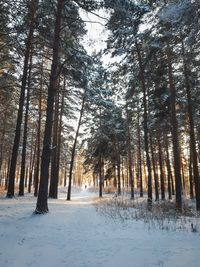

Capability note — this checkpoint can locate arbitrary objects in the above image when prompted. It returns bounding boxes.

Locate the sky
[81,9,109,56]
[81,9,125,68]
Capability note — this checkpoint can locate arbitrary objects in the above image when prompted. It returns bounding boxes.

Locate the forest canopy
[0,0,200,213]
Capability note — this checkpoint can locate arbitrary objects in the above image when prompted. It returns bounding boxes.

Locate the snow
[158,0,190,24]
[0,189,200,267]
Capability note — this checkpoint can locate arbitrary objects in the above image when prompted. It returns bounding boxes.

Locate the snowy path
[0,189,200,267]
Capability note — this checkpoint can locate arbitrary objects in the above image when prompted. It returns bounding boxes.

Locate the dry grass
[0,186,5,196]
[95,195,200,233]
[104,187,117,194]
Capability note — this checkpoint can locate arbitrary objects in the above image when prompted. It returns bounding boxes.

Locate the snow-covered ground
[0,189,200,267]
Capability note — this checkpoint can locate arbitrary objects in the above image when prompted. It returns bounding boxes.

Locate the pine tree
[7,0,38,198]
[35,0,65,213]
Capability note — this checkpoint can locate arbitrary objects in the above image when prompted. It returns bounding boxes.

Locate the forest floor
[0,188,200,267]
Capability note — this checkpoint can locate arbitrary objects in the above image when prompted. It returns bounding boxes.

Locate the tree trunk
[34,59,43,196]
[0,115,6,183]
[117,150,121,196]
[25,166,29,188]
[54,83,65,195]
[19,46,33,196]
[181,160,186,192]
[64,156,68,187]
[165,135,172,200]
[99,155,103,197]
[137,114,143,197]
[158,132,165,200]
[49,90,60,198]
[121,158,125,189]
[167,46,182,209]
[113,163,117,188]
[181,39,200,210]
[135,40,152,205]
[35,0,64,213]
[197,127,200,163]
[113,136,121,196]
[189,149,194,199]
[150,135,159,201]
[28,131,34,193]
[126,113,134,199]
[67,96,85,200]
[5,149,11,190]
[7,0,37,198]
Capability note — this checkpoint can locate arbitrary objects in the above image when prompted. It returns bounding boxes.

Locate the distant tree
[7,0,38,198]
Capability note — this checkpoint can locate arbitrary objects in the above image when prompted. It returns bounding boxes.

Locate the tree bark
[19,46,33,196]
[25,166,29,188]
[189,147,194,199]
[35,0,64,213]
[99,155,103,197]
[7,0,38,198]
[0,115,6,185]
[135,40,152,205]
[150,135,159,201]
[165,135,172,200]
[137,113,143,197]
[49,90,60,198]
[67,96,85,200]
[167,46,182,209]
[121,158,125,189]
[28,130,34,193]
[5,149,11,190]
[181,38,200,210]
[158,132,165,200]
[126,110,134,199]
[116,141,121,196]
[54,82,65,194]
[34,59,43,196]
